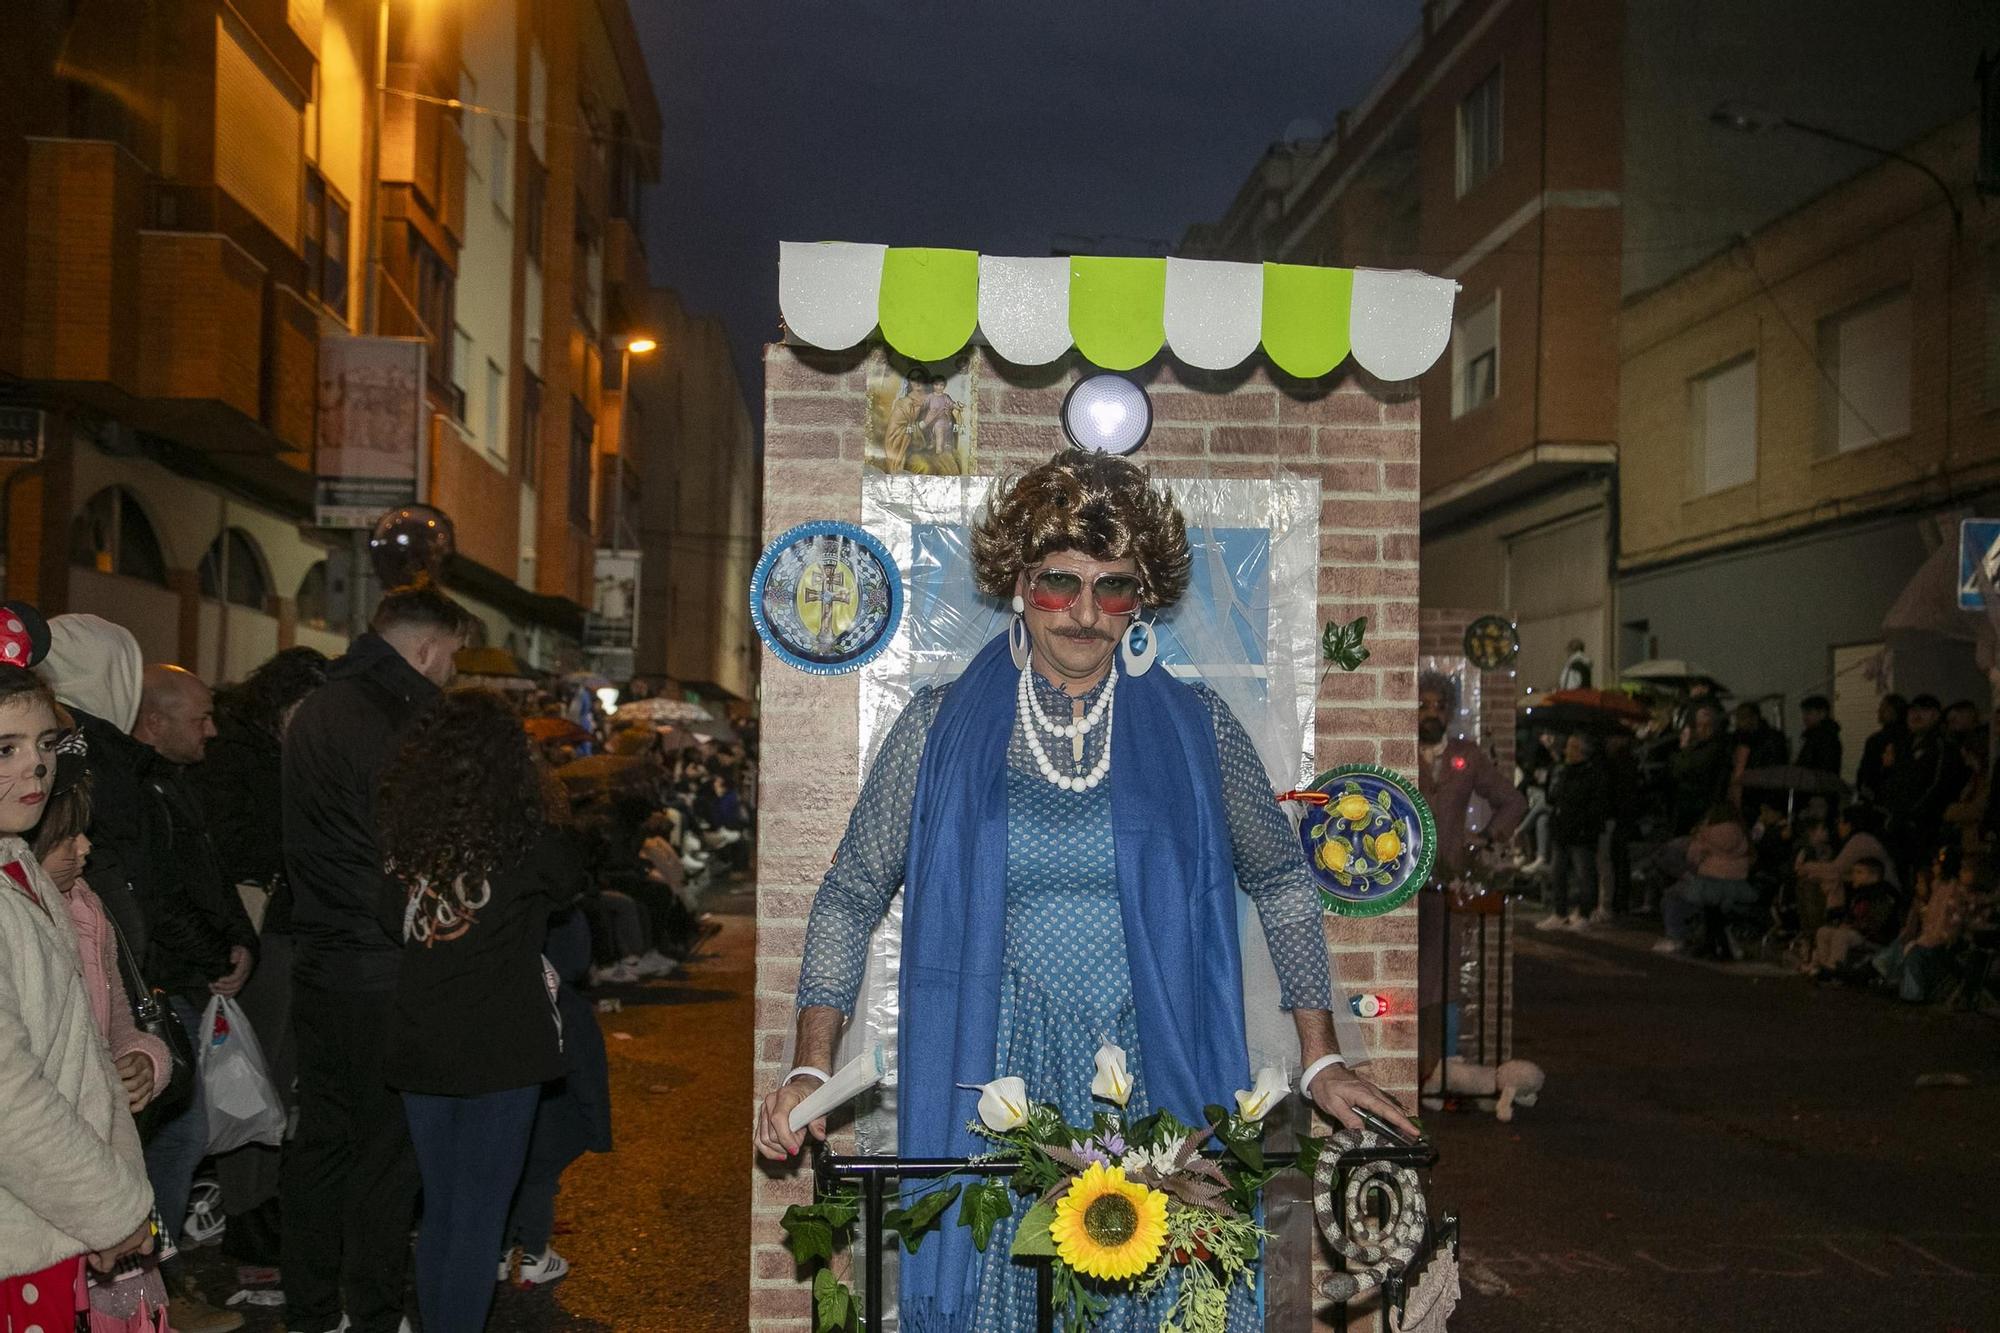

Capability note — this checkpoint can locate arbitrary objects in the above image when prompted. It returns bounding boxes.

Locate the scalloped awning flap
[779,242,1457,380]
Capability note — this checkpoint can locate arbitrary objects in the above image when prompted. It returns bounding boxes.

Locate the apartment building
[0,0,667,676]
[1188,0,1995,692]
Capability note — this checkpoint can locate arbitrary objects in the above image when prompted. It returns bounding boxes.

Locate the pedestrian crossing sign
[1957,519,2000,609]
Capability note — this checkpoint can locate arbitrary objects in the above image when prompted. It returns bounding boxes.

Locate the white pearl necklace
[1025,663,1114,739]
[1019,662,1115,793]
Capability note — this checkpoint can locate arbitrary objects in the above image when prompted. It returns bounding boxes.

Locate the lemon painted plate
[1295,763,1436,915]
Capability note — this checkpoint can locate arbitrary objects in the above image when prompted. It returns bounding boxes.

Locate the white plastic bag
[198,996,286,1153]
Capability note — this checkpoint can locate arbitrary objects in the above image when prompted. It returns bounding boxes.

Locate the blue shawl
[896,633,1251,1329]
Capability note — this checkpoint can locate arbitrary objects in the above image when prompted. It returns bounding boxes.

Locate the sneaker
[589,961,640,986]
[1520,858,1548,877]
[632,949,680,979]
[1651,938,1684,954]
[169,1288,245,1333]
[1588,907,1615,925]
[1565,911,1590,930]
[1534,914,1568,931]
[499,1247,572,1286]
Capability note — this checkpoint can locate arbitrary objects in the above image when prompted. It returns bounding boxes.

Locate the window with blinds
[214,14,304,246]
[1452,294,1499,419]
[1689,354,1757,495]
[1817,287,1911,455]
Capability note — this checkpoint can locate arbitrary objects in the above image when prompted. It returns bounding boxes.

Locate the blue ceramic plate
[751,521,904,675]
[1295,764,1437,916]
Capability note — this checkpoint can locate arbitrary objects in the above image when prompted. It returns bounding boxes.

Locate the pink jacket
[1687,820,1753,881]
[60,879,169,1097]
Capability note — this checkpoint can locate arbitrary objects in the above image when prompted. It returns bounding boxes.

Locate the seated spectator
[1656,803,1759,954]
[1874,855,1979,1003]
[1806,856,1898,977]
[1795,805,1897,937]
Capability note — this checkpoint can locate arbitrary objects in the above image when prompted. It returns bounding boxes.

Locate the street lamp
[1707,100,1964,236]
[607,333,659,553]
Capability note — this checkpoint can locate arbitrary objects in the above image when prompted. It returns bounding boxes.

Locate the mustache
[1052,629,1113,643]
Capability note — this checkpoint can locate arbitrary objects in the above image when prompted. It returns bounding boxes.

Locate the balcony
[9,137,315,460]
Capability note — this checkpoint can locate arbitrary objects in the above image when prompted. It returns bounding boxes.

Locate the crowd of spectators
[1513,682,1996,1013]
[0,587,755,1333]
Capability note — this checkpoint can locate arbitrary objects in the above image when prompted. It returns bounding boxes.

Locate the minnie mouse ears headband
[0,601,50,669]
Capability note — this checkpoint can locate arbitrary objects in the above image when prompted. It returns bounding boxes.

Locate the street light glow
[625,337,658,355]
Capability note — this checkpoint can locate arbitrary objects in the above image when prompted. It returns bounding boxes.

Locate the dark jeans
[405,1086,540,1333]
[142,997,209,1249]
[1549,842,1597,917]
[281,984,420,1333]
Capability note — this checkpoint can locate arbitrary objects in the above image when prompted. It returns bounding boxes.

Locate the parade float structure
[751,243,1459,1332]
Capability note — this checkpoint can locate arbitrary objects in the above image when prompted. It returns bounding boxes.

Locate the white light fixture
[595,685,620,715]
[1060,373,1151,455]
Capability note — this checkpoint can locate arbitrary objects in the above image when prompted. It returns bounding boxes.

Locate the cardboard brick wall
[751,343,1424,1331]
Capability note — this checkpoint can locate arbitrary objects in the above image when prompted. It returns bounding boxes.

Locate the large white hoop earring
[1009,611,1031,669]
[1120,617,1158,677]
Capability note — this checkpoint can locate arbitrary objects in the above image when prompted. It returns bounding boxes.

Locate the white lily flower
[1234,1067,1290,1123]
[1091,1041,1134,1108]
[966,1076,1030,1131]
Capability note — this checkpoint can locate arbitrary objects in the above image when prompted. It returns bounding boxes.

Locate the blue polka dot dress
[798,666,1328,1330]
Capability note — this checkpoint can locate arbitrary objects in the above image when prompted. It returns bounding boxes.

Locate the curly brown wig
[377,689,545,944]
[970,450,1191,608]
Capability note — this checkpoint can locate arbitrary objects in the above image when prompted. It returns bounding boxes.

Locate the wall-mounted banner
[1957,518,2000,611]
[779,242,1457,381]
[865,354,977,476]
[586,548,641,651]
[315,335,426,529]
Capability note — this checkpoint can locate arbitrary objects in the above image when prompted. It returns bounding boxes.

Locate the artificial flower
[1233,1067,1290,1123]
[1118,1142,1181,1180]
[1049,1163,1168,1281]
[1091,1042,1133,1108]
[969,1076,1029,1131]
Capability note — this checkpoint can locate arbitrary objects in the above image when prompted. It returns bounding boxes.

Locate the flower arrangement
[782,1043,1328,1333]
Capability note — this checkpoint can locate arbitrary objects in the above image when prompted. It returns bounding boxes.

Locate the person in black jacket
[192,646,329,1261]
[280,584,472,1333]
[377,690,581,1333]
[1795,695,1842,775]
[130,663,259,1332]
[1540,733,1609,931]
[1855,693,1907,806]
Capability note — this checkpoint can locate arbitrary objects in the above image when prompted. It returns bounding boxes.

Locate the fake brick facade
[751,343,1423,1331]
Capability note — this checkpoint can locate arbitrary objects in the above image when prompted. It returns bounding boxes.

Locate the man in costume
[1415,670,1525,880]
[756,450,1413,1330]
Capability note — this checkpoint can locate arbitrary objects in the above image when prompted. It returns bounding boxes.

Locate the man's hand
[209,945,252,997]
[88,1217,155,1272]
[114,1051,154,1112]
[1307,1063,1421,1140]
[755,1076,827,1162]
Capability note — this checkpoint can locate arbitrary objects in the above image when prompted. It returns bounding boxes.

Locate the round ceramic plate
[1295,764,1437,916]
[751,521,904,675]
[1462,614,1519,671]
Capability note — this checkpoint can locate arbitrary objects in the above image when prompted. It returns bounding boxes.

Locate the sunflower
[1049,1164,1169,1282]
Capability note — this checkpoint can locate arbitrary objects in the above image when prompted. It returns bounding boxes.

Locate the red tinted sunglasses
[1026,568,1143,616]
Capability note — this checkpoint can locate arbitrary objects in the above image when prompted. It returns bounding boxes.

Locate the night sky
[630,0,1425,404]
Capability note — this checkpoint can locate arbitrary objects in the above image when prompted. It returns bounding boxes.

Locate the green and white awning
[779,242,1457,380]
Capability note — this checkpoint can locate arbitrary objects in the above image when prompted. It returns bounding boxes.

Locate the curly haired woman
[377,690,582,1333]
[755,451,1413,1330]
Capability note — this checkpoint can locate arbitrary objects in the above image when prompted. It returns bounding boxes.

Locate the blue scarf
[896,632,1251,1329]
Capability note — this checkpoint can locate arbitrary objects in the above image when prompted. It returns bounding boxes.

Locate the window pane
[1451,295,1499,417]
[1457,68,1502,195]
[297,561,330,629]
[485,359,504,456]
[569,396,593,526]
[1692,355,1757,494]
[1821,289,1911,454]
[323,194,349,318]
[226,530,268,608]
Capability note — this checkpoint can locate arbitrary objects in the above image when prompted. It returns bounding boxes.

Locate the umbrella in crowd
[691,714,740,744]
[455,645,537,693]
[555,753,651,797]
[1621,659,1729,693]
[1541,687,1650,721]
[618,696,714,724]
[524,716,590,745]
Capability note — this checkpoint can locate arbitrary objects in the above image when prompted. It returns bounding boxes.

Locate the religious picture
[864,355,976,475]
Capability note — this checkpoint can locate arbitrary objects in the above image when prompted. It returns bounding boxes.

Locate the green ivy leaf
[884,1182,962,1255]
[1321,615,1371,672]
[958,1178,1014,1253]
[811,1267,854,1332]
[782,1206,836,1267]
[1294,1134,1324,1179]
[1011,1200,1059,1258]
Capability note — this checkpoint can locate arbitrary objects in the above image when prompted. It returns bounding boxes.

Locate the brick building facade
[750,343,1424,1329]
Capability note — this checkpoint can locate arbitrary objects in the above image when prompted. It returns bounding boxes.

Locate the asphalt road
[1427,924,2000,1333]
